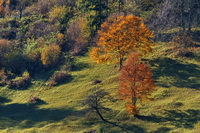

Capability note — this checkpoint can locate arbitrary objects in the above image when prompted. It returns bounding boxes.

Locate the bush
[171,33,195,47]
[48,70,72,87]
[28,97,40,104]
[27,96,46,105]
[7,71,31,89]
[41,44,61,67]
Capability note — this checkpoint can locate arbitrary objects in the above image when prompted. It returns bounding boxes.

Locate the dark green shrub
[48,70,72,87]
[7,71,31,89]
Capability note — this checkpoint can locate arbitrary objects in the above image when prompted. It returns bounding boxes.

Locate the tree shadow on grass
[137,109,200,129]
[82,113,146,133]
[71,62,90,71]
[0,103,82,129]
[153,127,171,133]
[149,57,200,89]
[106,120,146,133]
[83,119,146,133]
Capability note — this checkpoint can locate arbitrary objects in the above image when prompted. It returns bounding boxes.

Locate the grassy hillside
[0,43,200,133]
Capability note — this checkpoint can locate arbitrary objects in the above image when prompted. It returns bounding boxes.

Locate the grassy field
[0,43,199,133]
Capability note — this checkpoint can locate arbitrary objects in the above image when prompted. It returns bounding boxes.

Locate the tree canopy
[90,15,156,68]
[119,53,156,115]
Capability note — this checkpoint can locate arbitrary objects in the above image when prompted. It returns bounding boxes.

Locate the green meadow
[0,42,199,133]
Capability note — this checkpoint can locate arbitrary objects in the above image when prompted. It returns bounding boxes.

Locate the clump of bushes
[165,32,199,57]
[48,70,72,87]
[171,33,194,47]
[7,71,31,89]
[41,44,61,68]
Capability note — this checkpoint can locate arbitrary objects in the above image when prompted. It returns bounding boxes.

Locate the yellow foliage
[49,6,67,22]
[6,0,10,4]
[57,33,64,41]
[90,15,156,67]
[27,50,40,62]
[22,71,30,77]
[0,39,10,54]
[57,33,64,45]
[41,44,61,67]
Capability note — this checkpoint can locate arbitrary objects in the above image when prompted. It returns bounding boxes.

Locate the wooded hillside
[0,0,199,132]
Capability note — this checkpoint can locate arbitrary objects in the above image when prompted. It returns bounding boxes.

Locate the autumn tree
[118,53,156,116]
[89,15,156,69]
[41,44,61,68]
[0,0,10,17]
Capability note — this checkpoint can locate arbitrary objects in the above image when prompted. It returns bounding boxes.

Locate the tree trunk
[119,57,123,70]
[180,0,185,31]
[105,0,109,16]
[19,6,23,19]
[118,0,121,14]
[95,109,107,122]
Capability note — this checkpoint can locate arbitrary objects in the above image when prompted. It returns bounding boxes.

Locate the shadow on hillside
[191,30,200,42]
[0,97,11,104]
[103,120,146,133]
[0,103,82,129]
[193,54,200,62]
[149,57,200,89]
[137,109,200,129]
[71,62,90,71]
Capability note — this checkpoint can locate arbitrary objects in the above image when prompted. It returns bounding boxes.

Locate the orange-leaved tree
[118,53,156,116]
[89,15,156,69]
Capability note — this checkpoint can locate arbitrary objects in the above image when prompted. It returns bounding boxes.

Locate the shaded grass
[0,103,82,130]
[0,47,200,132]
[149,57,200,89]
[137,109,200,129]
[0,97,11,104]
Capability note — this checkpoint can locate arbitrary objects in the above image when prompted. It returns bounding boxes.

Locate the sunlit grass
[0,43,199,132]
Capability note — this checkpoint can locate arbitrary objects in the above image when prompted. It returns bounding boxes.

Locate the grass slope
[0,44,200,133]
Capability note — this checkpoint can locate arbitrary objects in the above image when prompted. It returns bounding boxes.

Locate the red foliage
[118,53,156,115]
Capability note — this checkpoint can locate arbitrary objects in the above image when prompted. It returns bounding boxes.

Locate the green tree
[77,0,109,36]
